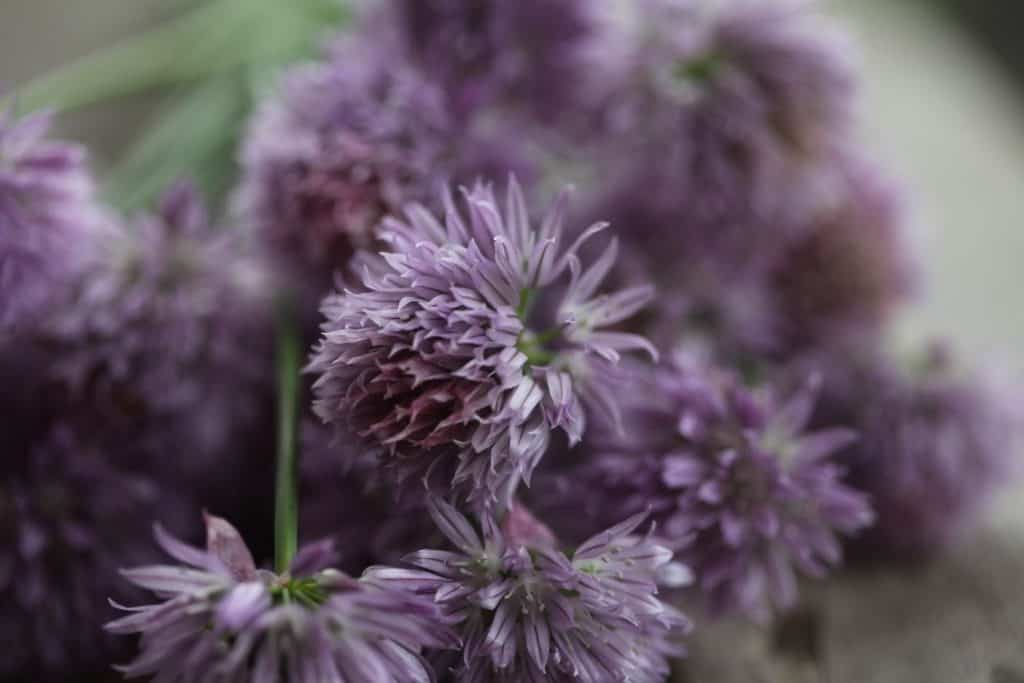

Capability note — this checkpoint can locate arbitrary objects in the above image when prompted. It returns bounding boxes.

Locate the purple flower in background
[611,0,856,226]
[235,37,456,303]
[798,344,1019,559]
[386,0,598,121]
[43,181,274,475]
[542,354,873,619]
[108,513,456,682]
[366,497,690,681]
[309,179,655,509]
[577,173,784,360]
[769,155,914,351]
[0,109,103,333]
[586,156,912,363]
[0,421,185,679]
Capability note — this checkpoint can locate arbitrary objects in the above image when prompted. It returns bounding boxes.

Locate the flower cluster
[367,497,691,682]
[536,354,874,618]
[309,179,654,510]
[109,514,456,682]
[2,0,1019,678]
[606,0,855,227]
[235,38,457,305]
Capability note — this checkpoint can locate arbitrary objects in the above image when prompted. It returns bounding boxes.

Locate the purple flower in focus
[542,354,873,618]
[387,0,598,121]
[0,422,185,679]
[309,178,655,509]
[0,109,102,333]
[235,37,456,302]
[366,497,690,681]
[108,513,456,682]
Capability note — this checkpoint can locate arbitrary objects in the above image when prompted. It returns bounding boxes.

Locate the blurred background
[2,0,1022,373]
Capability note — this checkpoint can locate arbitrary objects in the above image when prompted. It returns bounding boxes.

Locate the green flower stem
[274,305,301,574]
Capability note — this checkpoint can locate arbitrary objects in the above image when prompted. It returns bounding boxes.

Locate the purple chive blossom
[543,353,874,619]
[0,108,103,333]
[610,0,856,226]
[366,497,691,682]
[235,36,456,302]
[769,155,914,351]
[108,513,457,682]
[800,344,1019,559]
[386,0,598,121]
[0,421,186,679]
[308,178,656,510]
[43,181,273,475]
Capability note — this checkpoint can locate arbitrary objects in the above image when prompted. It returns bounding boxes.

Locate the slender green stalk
[274,307,301,574]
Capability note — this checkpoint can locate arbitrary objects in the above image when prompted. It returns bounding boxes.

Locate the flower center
[516,328,560,368]
[674,51,726,85]
[271,576,327,608]
[515,287,567,368]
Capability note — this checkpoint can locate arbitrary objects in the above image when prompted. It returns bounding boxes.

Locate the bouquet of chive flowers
[1,0,1019,681]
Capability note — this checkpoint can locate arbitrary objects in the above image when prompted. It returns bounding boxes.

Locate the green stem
[516,287,538,320]
[274,306,301,574]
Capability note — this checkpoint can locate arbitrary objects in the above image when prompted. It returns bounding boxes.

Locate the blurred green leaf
[104,76,248,212]
[45,0,354,212]
[16,0,349,112]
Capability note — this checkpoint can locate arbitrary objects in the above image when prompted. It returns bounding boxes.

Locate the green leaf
[104,75,249,212]
[16,0,350,113]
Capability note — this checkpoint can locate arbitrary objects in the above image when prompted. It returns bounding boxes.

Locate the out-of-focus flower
[235,38,456,304]
[108,513,456,682]
[609,0,856,226]
[0,421,185,680]
[575,167,783,362]
[366,497,690,681]
[43,181,274,476]
[0,109,102,333]
[798,344,1019,559]
[540,354,873,619]
[769,156,914,351]
[577,0,863,361]
[309,178,655,510]
[386,0,599,121]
